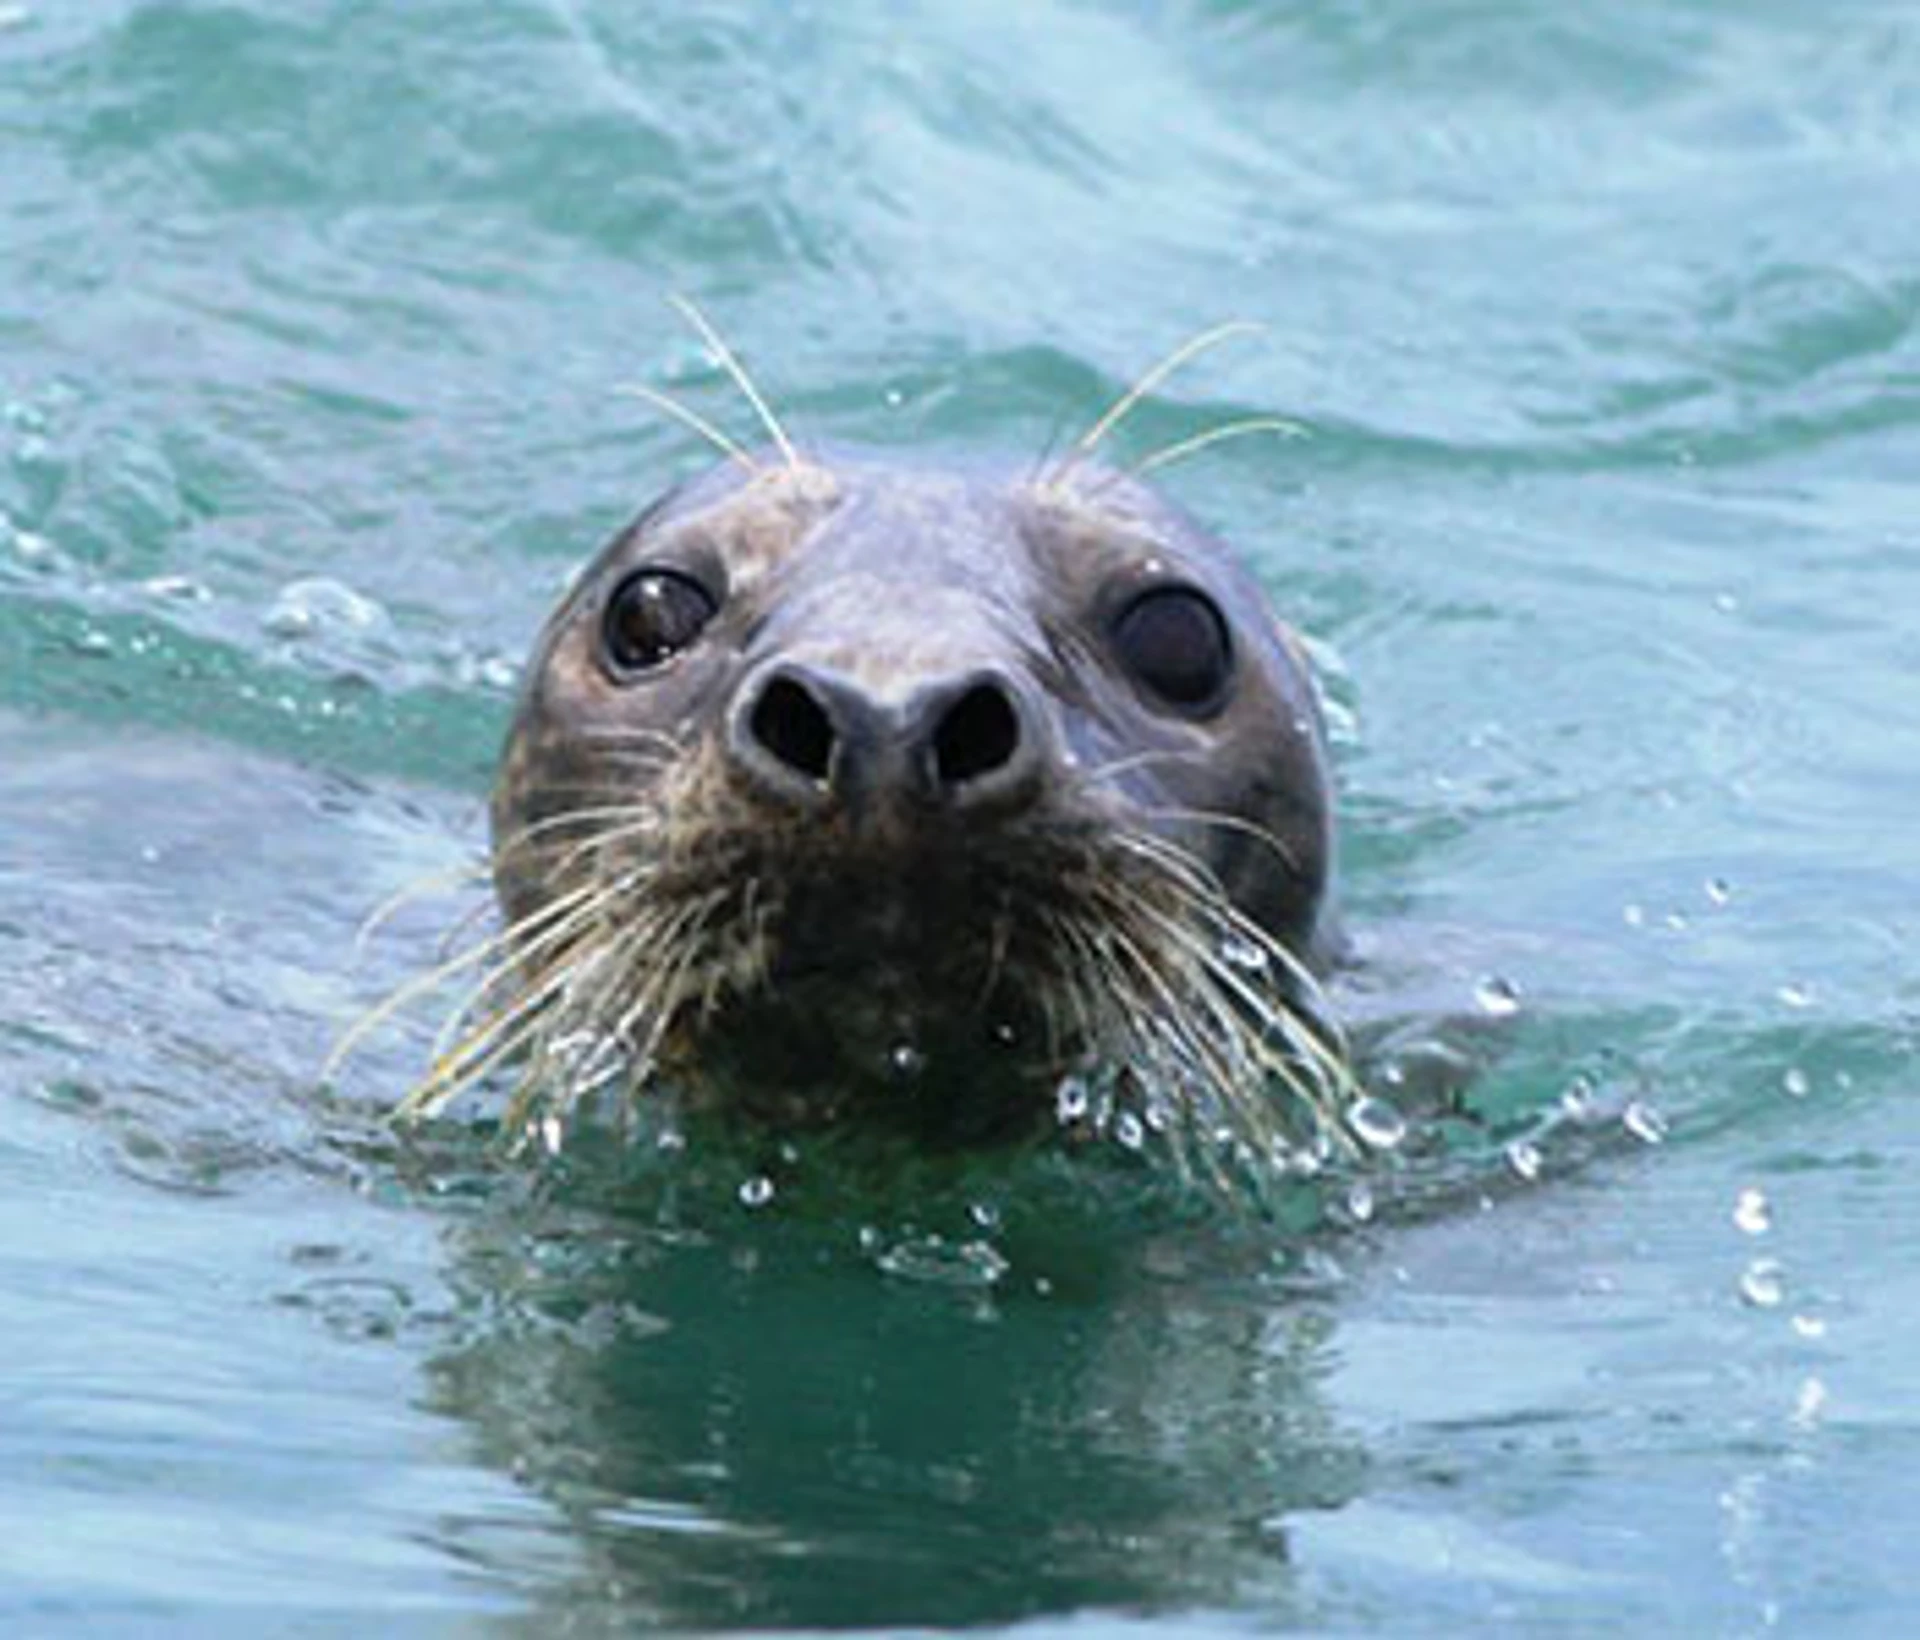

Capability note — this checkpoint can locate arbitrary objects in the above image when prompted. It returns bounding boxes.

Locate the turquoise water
[4,1,1918,1630]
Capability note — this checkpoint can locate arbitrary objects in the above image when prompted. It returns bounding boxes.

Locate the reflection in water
[421,1167,1364,1629]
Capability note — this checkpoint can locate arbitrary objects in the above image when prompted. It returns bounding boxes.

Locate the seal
[334,314,1358,1178]
[433,434,1353,1168]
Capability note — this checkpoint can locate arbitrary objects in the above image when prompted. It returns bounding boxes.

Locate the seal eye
[602,568,718,675]
[1111,585,1233,712]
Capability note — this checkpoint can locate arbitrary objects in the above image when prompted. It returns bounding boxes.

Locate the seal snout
[729,659,1045,820]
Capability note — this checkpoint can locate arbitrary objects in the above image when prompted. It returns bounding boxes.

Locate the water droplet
[264,577,390,641]
[1623,903,1646,928]
[1792,1376,1827,1427]
[1143,1097,1173,1134]
[538,1114,566,1157]
[1704,876,1732,906]
[857,1225,882,1254]
[887,1042,926,1082]
[989,1019,1018,1048]
[1790,1314,1827,1341]
[883,387,905,408]
[10,528,52,564]
[568,1038,626,1098]
[1218,930,1270,974]
[738,1175,774,1209]
[967,1201,1001,1232]
[142,573,209,603]
[1114,1111,1145,1151]
[1739,1258,1784,1308]
[1032,1276,1054,1298]
[875,1234,1009,1289]
[1559,1074,1596,1120]
[1622,1100,1669,1145]
[1347,1094,1407,1151]
[655,1126,686,1154]
[1054,1075,1090,1125]
[1780,1067,1810,1099]
[1776,981,1813,1010]
[1505,1138,1542,1181]
[1733,1188,1771,1235]
[1474,975,1522,1018]
[1345,1181,1375,1223]
[1713,591,1739,614]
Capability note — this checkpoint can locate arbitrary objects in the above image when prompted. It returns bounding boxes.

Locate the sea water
[3,2,1917,1630]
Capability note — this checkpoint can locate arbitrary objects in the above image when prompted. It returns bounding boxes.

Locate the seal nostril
[933,683,1021,788]
[750,676,836,783]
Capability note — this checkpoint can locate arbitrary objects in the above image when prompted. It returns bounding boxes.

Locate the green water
[4,1,1918,1631]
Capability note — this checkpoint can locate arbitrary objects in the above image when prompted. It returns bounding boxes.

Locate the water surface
[3,1,1917,1631]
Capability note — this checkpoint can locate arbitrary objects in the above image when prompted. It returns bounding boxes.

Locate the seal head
[487,450,1339,1149]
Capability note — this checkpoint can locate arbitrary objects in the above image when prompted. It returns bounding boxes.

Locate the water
[3,1,1918,1630]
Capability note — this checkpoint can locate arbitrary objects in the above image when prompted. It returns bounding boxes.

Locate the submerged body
[481,447,1348,1159]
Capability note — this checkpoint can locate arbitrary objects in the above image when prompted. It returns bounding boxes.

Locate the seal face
[482,449,1344,1153]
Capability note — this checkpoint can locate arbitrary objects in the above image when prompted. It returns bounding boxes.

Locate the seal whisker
[1038,908,1119,1064]
[497,801,666,849]
[1117,415,1306,487]
[423,887,619,1063]
[1128,802,1303,874]
[1096,828,1358,1130]
[1065,320,1265,473]
[606,891,727,1048]
[1025,405,1082,487]
[416,884,623,1063]
[490,914,668,1123]
[564,749,679,783]
[506,817,667,867]
[569,725,689,755]
[487,944,653,1129]
[326,881,601,1086]
[469,881,736,1136]
[1076,749,1307,873]
[1126,893,1328,1073]
[1078,744,1215,786]
[494,810,667,883]
[613,381,759,475]
[667,293,799,472]
[1044,904,1232,1191]
[405,970,564,1120]
[334,871,610,1067]
[1086,904,1251,1091]
[1114,826,1343,1035]
[975,895,1017,1012]
[1126,894,1356,1142]
[406,938,616,1125]
[432,893,501,967]
[1104,826,1224,907]
[351,855,492,960]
